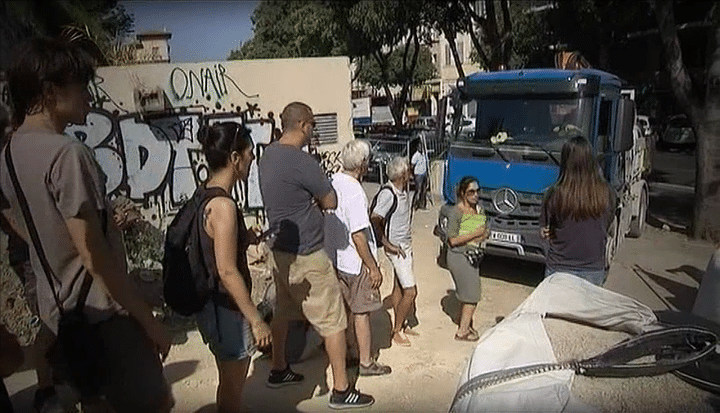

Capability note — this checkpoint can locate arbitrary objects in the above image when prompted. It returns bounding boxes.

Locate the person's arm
[317,189,337,210]
[206,197,271,348]
[540,190,554,240]
[351,229,382,289]
[65,211,171,359]
[301,153,337,210]
[370,213,405,258]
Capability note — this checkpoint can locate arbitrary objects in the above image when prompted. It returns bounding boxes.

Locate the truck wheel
[605,217,618,270]
[628,186,648,238]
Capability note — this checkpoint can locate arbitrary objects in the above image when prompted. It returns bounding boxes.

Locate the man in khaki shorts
[258,102,374,409]
[325,140,391,377]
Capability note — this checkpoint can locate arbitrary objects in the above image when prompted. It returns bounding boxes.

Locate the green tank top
[459,212,486,249]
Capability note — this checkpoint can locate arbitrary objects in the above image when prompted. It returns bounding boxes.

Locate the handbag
[5,139,103,397]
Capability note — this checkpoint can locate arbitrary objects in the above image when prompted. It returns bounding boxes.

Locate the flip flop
[454,330,479,342]
[392,331,411,347]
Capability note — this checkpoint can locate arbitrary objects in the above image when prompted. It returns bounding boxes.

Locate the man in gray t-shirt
[259,142,332,254]
[258,102,374,408]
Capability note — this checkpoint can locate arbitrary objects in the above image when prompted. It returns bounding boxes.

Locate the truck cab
[440,69,647,266]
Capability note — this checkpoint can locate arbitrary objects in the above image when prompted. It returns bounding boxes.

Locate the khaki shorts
[272,249,347,337]
[337,267,383,314]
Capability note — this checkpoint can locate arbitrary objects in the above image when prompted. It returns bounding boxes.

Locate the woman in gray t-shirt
[540,136,615,286]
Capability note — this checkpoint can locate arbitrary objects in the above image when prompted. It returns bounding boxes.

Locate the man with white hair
[325,139,392,377]
[371,156,418,347]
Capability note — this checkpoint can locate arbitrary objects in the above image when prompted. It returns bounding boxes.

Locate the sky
[120,1,259,63]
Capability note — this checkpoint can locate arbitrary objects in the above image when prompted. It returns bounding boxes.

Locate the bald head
[281,102,313,132]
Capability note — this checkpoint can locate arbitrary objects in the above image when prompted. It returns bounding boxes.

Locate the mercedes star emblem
[492,188,518,214]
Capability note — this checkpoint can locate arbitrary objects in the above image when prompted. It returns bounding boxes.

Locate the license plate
[490,231,521,243]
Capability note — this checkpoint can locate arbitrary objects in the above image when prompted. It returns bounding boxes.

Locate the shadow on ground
[481,255,545,287]
[632,265,700,312]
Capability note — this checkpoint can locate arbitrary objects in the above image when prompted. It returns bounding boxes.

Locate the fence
[363,137,410,185]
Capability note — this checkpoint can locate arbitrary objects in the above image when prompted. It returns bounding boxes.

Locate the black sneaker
[328,386,374,410]
[266,366,304,388]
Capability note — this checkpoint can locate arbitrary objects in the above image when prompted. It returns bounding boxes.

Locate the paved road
[649,148,695,188]
[647,147,696,232]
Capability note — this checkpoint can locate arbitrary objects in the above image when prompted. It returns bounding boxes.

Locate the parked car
[659,114,696,151]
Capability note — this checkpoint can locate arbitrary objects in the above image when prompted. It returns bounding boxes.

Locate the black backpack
[163,186,231,316]
[369,185,398,247]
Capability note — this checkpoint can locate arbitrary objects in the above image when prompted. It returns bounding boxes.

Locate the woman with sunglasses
[445,176,490,341]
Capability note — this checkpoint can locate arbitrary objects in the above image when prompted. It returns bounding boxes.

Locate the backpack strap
[369,185,398,244]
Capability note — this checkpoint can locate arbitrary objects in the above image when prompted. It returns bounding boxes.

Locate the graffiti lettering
[65,109,275,228]
[170,63,259,103]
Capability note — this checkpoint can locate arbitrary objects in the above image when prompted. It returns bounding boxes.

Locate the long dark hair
[197,122,252,171]
[456,176,479,200]
[8,37,96,127]
[545,136,610,221]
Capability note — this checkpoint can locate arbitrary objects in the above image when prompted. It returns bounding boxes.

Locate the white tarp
[451,273,659,413]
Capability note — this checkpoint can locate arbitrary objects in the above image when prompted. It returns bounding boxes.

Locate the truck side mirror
[614,98,635,152]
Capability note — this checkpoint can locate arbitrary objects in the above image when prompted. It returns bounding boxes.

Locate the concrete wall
[64,56,352,227]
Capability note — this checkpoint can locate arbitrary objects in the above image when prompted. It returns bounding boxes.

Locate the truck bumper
[482,228,546,263]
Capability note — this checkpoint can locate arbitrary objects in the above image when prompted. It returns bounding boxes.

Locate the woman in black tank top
[194,122,271,412]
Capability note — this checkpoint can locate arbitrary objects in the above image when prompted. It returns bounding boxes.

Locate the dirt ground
[4,183,720,412]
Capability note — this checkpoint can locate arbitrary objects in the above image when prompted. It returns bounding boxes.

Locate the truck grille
[478,187,543,228]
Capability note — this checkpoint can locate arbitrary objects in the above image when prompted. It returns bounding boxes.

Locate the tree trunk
[443,28,465,78]
[694,26,720,239]
[652,0,720,239]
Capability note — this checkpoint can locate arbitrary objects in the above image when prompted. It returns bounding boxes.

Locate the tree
[0,0,134,68]
[228,0,344,60]
[463,0,513,71]
[356,43,436,99]
[336,0,436,125]
[653,0,720,238]
[425,0,472,77]
[425,0,549,75]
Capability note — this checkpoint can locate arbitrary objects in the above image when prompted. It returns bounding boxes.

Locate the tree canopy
[228,0,344,60]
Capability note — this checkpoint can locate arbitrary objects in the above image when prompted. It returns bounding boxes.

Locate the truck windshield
[450,96,593,150]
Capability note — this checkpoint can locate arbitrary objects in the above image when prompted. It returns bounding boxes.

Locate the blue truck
[437,68,649,268]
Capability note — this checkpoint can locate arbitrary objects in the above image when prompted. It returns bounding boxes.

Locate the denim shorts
[195,299,256,362]
[545,266,607,286]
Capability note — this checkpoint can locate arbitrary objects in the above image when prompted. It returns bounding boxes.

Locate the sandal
[403,326,420,336]
[392,330,411,347]
[454,330,479,342]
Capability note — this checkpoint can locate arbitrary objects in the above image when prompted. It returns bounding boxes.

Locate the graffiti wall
[62,56,352,228]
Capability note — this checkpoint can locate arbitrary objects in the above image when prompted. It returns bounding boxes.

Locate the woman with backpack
[195,122,271,412]
[540,136,616,286]
[445,176,490,342]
